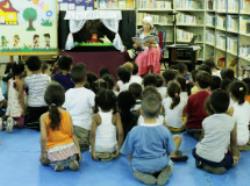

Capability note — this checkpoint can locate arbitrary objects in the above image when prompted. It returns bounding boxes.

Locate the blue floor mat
[0,129,249,186]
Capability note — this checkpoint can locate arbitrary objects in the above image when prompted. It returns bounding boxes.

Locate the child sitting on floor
[193,89,239,174]
[229,81,250,150]
[63,64,95,151]
[24,56,51,130]
[121,87,175,186]
[90,89,124,161]
[129,83,143,113]
[185,71,211,140]
[5,62,26,132]
[52,56,74,91]
[116,67,131,92]
[40,83,81,172]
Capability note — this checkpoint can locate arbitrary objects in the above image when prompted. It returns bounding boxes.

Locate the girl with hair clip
[40,83,81,172]
[91,89,124,161]
[229,81,250,150]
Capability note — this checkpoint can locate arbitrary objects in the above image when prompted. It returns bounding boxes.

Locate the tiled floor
[0,129,249,186]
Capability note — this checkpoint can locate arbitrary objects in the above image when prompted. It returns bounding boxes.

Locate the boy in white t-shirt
[193,89,239,174]
[63,64,95,151]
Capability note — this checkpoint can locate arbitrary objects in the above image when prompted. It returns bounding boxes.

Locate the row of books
[177,29,194,42]
[137,13,173,25]
[175,0,203,9]
[227,37,238,54]
[176,13,202,25]
[216,16,226,29]
[240,0,250,12]
[216,0,226,11]
[136,0,172,9]
[228,0,239,13]
[206,14,215,27]
[206,31,215,45]
[216,34,226,50]
[98,0,134,9]
[240,16,250,34]
[240,45,250,59]
[228,15,239,32]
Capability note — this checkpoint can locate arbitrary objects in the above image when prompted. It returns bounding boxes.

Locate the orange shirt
[245,95,250,104]
[44,110,74,150]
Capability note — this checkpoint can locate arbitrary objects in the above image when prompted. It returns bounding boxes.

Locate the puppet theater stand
[61,10,131,75]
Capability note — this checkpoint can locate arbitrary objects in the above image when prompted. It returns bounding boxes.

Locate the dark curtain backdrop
[58,11,136,50]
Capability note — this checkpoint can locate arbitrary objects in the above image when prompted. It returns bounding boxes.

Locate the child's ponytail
[49,103,61,130]
[167,81,181,110]
[229,80,248,105]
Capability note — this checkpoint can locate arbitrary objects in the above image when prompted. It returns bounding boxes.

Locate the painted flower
[46,10,53,17]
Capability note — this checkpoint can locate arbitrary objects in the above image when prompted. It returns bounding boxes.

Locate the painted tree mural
[23,7,37,31]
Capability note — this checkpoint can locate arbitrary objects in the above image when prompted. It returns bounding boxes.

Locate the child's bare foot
[157,165,172,186]
[133,171,157,185]
[69,160,80,171]
[54,163,64,172]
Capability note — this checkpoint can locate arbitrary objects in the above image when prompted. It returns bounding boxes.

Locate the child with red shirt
[185,71,211,140]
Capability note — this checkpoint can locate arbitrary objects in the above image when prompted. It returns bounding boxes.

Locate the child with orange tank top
[40,83,81,172]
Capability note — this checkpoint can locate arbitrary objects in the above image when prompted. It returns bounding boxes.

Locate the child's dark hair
[102,74,115,90]
[93,79,108,93]
[142,87,162,118]
[210,76,221,91]
[175,63,188,75]
[243,78,250,94]
[204,59,218,70]
[162,69,177,84]
[229,80,248,105]
[198,64,212,75]
[196,71,211,89]
[191,69,198,82]
[206,89,230,114]
[58,56,73,71]
[132,63,139,75]
[176,76,187,92]
[118,91,136,112]
[12,62,24,76]
[117,67,131,83]
[167,81,181,109]
[221,79,231,91]
[155,75,164,87]
[85,72,98,90]
[95,89,116,112]
[143,73,157,87]
[221,68,235,80]
[26,56,42,71]
[129,83,142,100]
[44,83,65,130]
[99,68,110,78]
[71,64,86,83]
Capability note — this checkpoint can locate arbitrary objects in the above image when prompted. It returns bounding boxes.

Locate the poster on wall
[0,0,58,55]
[58,0,94,11]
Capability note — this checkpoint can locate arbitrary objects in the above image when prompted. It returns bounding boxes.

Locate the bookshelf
[95,0,250,75]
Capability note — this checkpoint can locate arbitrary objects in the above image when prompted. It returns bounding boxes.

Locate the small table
[167,44,201,71]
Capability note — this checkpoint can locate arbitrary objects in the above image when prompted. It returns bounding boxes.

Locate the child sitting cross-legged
[90,89,124,161]
[40,83,81,172]
[121,87,176,186]
[193,89,239,174]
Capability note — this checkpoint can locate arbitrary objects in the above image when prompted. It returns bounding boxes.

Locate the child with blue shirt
[121,87,174,186]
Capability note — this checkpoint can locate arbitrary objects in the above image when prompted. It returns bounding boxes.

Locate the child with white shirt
[24,56,51,130]
[116,67,131,92]
[90,89,124,161]
[193,89,239,174]
[63,64,95,151]
[130,63,143,85]
[229,81,250,150]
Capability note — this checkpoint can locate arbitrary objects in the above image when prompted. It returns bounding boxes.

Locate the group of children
[1,55,250,186]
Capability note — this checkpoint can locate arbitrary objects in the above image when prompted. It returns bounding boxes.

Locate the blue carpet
[0,129,249,186]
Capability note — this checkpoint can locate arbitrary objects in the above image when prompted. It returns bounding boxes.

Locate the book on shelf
[216,34,226,50]
[228,15,239,32]
[137,13,172,26]
[240,45,250,59]
[98,0,134,9]
[175,0,203,9]
[137,0,172,9]
[240,16,250,35]
[177,29,194,42]
[206,14,215,27]
[206,31,215,45]
[216,0,226,12]
[177,13,202,25]
[227,37,238,55]
[216,15,226,30]
[240,0,250,13]
[207,0,215,10]
[228,0,239,13]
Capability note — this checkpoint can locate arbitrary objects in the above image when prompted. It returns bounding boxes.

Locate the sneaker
[54,163,65,172]
[6,117,15,133]
[202,164,226,174]
[157,165,173,186]
[133,171,157,185]
[69,160,80,171]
